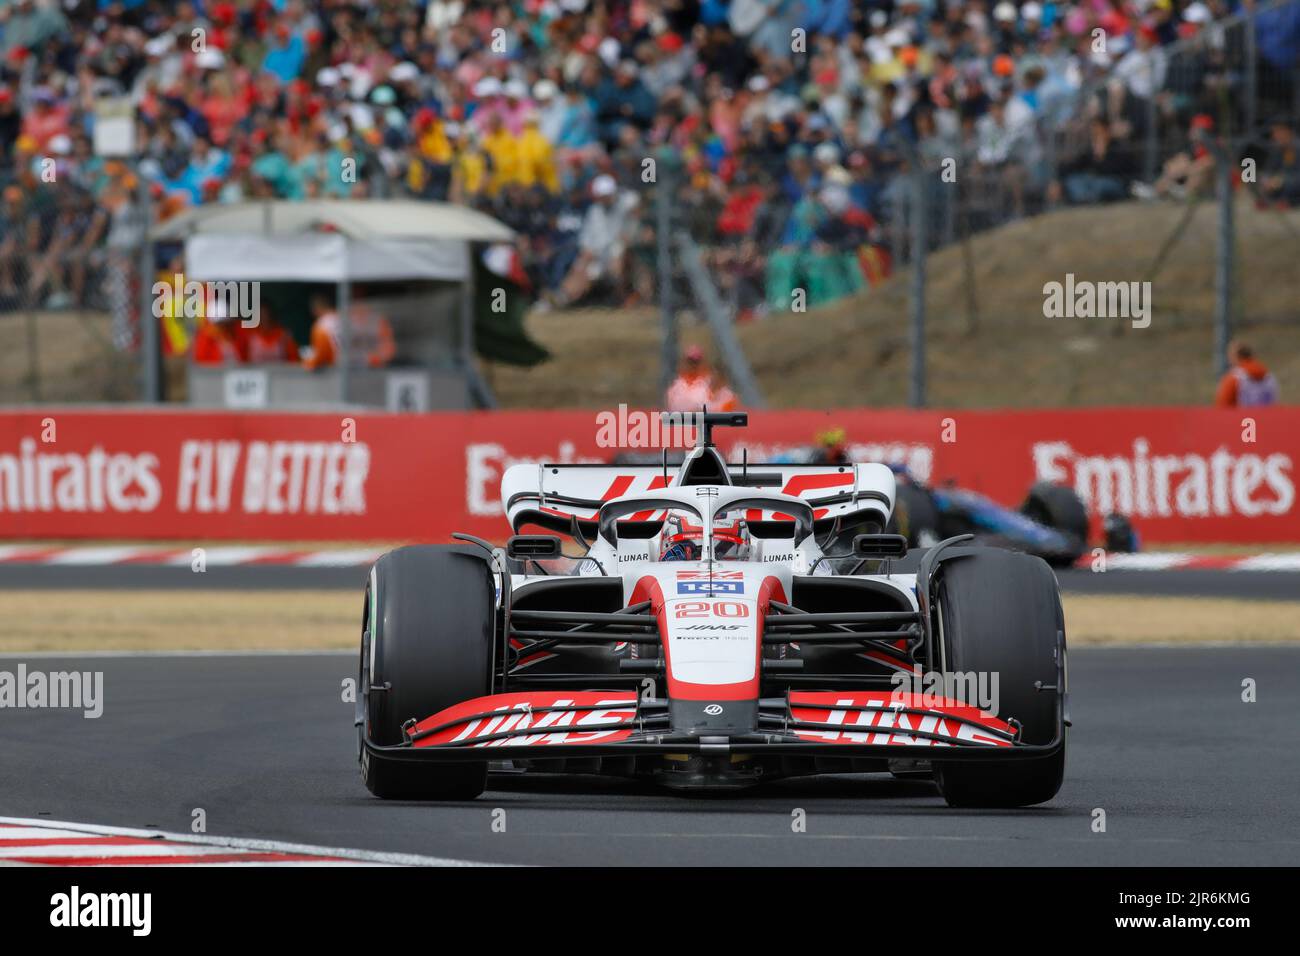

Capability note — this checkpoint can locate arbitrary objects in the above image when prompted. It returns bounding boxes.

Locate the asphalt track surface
[1,646,1297,865]
[2,563,1299,599]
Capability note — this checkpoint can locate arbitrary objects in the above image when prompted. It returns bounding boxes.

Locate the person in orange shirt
[1215,340,1279,407]
[192,312,247,365]
[240,305,300,363]
[664,345,737,412]
[302,293,396,370]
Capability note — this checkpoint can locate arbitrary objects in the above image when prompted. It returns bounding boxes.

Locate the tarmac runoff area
[0,646,1295,866]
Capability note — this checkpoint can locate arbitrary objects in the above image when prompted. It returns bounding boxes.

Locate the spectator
[1,0,68,56]
[592,60,656,148]
[262,24,307,85]
[1215,341,1280,408]
[1134,114,1217,200]
[1260,120,1300,207]
[302,293,396,370]
[1050,118,1136,205]
[665,345,737,413]
[975,97,1031,216]
[27,188,107,308]
[0,86,21,165]
[241,307,301,364]
[192,312,247,366]
[550,175,636,308]
[0,185,32,302]
[20,87,70,150]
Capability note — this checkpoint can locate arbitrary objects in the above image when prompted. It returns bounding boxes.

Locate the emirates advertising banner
[0,407,1295,543]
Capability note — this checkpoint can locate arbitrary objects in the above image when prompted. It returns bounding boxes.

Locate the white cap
[195,49,226,70]
[598,37,621,68]
[390,61,420,83]
[473,76,502,97]
[591,174,617,197]
[870,10,889,28]
[316,67,341,87]
[48,134,72,155]
[1183,2,1212,23]
[820,183,850,214]
[746,74,770,93]
[1023,2,1043,20]
[533,79,559,100]
[813,142,841,165]
[994,1,1017,22]
[144,35,173,58]
[348,103,375,129]
[503,78,529,99]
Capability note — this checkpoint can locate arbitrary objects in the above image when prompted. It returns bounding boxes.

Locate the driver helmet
[659,513,751,561]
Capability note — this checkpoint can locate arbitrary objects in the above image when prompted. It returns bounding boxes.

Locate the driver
[659,512,751,561]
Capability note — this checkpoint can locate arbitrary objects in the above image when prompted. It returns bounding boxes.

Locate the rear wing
[501,462,895,536]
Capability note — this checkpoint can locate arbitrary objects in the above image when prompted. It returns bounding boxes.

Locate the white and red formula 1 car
[357,413,1067,806]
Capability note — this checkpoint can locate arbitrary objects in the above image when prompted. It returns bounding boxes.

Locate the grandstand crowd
[1,0,1297,326]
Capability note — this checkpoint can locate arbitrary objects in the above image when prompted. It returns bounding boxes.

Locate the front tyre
[931,548,1066,808]
[360,545,495,800]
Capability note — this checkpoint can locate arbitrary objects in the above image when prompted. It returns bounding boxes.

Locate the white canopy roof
[151,199,514,283]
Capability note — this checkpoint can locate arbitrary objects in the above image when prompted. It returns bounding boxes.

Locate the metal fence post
[1244,12,1257,139]
[138,164,161,402]
[1214,148,1235,377]
[909,161,927,408]
[656,149,677,402]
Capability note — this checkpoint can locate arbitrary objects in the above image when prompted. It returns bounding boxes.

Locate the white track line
[0,816,495,867]
[1233,553,1300,572]
[1095,553,1198,570]
[42,547,153,565]
[295,549,384,567]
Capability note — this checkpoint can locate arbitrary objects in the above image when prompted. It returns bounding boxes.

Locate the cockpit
[595,491,815,565]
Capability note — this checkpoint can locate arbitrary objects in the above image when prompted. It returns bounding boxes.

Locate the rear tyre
[931,548,1066,808]
[1021,482,1089,564]
[360,545,495,800]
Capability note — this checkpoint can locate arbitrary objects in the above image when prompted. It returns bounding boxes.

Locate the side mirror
[852,533,908,558]
[506,535,562,559]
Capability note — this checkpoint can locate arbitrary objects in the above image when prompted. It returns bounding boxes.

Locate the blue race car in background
[889,469,1139,568]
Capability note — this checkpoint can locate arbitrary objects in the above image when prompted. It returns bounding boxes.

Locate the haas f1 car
[357,414,1068,807]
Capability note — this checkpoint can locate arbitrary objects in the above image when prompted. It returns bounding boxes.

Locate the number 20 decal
[674,601,750,619]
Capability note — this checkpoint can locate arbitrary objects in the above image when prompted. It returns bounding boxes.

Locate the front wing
[361,690,1065,764]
